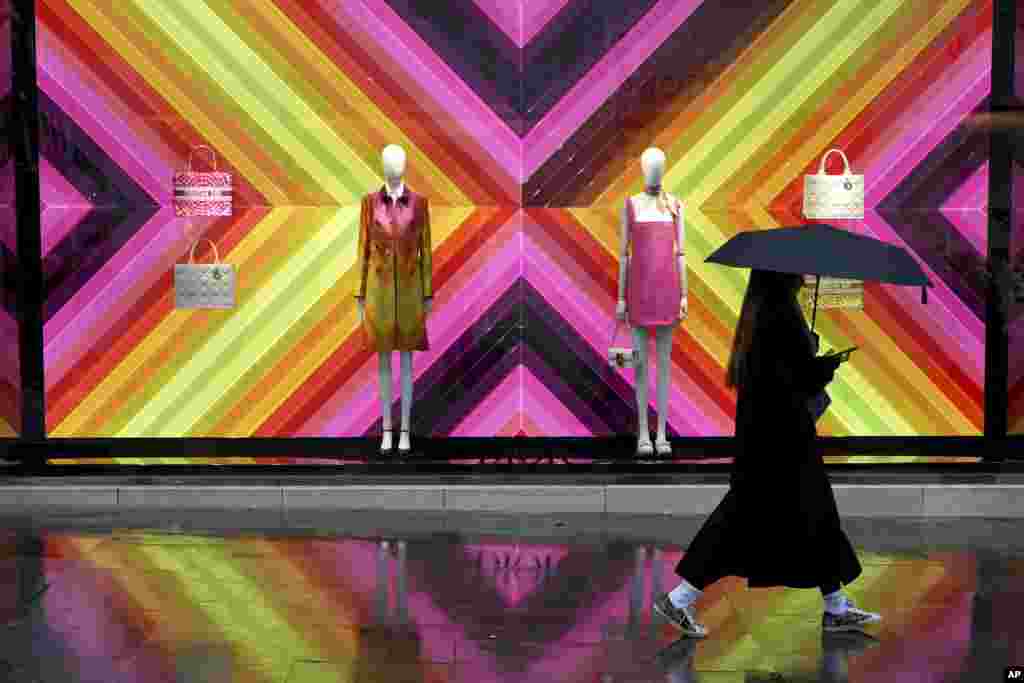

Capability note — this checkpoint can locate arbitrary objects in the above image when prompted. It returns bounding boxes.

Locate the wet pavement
[0,511,1021,682]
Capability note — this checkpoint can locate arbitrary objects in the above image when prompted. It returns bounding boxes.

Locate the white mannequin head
[640,147,666,188]
[382,145,407,185]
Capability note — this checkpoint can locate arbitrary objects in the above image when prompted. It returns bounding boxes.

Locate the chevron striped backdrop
[1,529,986,681]
[1010,18,1024,436]
[0,0,18,438]
[36,0,992,447]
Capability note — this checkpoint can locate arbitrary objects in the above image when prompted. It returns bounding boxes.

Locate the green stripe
[117,207,359,435]
[139,0,373,202]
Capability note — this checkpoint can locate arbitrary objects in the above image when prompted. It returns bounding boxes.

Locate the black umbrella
[706,224,931,330]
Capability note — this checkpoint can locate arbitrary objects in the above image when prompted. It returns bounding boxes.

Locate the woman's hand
[678,296,688,320]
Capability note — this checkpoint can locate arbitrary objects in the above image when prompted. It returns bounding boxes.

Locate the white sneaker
[822,599,881,632]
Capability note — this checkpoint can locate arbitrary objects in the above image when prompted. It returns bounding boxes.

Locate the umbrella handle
[818,149,853,176]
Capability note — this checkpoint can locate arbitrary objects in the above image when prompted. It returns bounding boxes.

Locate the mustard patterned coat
[355,186,432,351]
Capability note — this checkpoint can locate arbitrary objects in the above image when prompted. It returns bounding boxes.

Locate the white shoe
[655,437,672,455]
[380,429,393,453]
[637,436,654,456]
[822,599,881,632]
[397,429,411,453]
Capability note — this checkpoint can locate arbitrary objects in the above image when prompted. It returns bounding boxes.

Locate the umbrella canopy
[706,223,932,330]
[706,223,930,295]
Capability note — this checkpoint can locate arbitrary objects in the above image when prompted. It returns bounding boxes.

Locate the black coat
[676,299,862,589]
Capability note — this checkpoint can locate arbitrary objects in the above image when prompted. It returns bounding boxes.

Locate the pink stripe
[523,0,700,177]
[311,216,522,435]
[41,159,94,257]
[329,0,521,193]
[471,0,521,46]
[0,311,18,388]
[38,26,173,201]
[940,163,988,255]
[523,232,730,435]
[521,366,591,435]
[522,0,573,46]
[43,208,178,389]
[863,34,991,206]
[450,366,521,436]
[861,210,984,377]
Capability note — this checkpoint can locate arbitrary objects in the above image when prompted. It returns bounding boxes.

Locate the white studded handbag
[174,239,236,309]
[608,320,637,369]
[803,149,864,220]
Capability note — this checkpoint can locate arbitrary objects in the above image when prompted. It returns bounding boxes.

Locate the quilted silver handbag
[174,239,236,309]
[608,320,637,369]
[803,149,864,220]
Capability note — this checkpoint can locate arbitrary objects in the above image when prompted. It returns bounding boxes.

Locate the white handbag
[803,149,864,220]
[608,320,637,369]
[174,239,236,309]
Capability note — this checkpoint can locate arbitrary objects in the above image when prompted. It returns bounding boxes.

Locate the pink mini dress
[625,196,682,327]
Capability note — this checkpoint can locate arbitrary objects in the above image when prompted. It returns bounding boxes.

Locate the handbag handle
[187,145,218,172]
[188,239,221,265]
[817,149,853,176]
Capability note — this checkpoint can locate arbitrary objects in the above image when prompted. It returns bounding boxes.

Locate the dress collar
[380,182,409,204]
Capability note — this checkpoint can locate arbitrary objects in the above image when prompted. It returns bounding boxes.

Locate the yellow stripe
[70,0,288,202]
[753,0,972,206]
[138,0,368,203]
[672,0,904,205]
[220,206,473,434]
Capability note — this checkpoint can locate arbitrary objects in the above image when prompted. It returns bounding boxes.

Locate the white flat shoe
[397,429,411,453]
[637,438,654,456]
[655,438,672,455]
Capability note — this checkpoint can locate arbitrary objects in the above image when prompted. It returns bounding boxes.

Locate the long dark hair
[725,270,805,388]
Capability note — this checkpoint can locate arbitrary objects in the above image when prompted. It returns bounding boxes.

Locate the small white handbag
[803,149,864,220]
[608,320,637,369]
[174,239,236,309]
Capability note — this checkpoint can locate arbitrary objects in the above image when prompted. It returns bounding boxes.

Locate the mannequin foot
[655,435,671,455]
[398,429,411,453]
[380,429,393,453]
[637,435,654,456]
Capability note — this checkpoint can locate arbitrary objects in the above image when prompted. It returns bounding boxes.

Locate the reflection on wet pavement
[0,514,1021,682]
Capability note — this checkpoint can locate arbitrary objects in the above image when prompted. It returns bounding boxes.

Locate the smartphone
[828,346,858,362]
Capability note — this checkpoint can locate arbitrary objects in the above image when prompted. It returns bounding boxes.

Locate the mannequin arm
[675,201,686,298]
[356,196,371,299]
[618,202,630,302]
[420,198,432,299]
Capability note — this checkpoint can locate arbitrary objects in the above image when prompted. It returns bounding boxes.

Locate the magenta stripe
[39,27,173,201]
[522,221,732,434]
[41,159,93,257]
[471,0,521,46]
[940,163,988,255]
[450,366,521,435]
[0,310,18,388]
[863,35,991,206]
[522,0,700,178]
[311,216,522,435]
[327,0,521,193]
[43,209,178,389]
[861,210,984,377]
[522,0,572,46]
[521,366,591,435]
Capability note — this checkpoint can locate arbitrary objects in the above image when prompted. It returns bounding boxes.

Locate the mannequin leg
[632,327,652,453]
[654,326,673,451]
[378,352,393,451]
[398,351,413,451]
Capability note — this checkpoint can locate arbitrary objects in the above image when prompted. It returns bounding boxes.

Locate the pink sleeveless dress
[625,196,682,327]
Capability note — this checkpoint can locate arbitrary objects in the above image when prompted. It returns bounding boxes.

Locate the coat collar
[379,183,411,205]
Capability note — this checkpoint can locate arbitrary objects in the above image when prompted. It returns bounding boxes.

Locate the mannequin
[356,144,433,453]
[616,147,687,456]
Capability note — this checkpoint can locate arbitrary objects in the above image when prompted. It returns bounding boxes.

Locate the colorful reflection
[1,521,1017,681]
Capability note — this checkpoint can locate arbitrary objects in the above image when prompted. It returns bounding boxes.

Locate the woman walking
[654,270,880,636]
